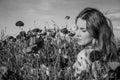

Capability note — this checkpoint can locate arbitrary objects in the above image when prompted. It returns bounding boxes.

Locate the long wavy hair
[75,7,119,62]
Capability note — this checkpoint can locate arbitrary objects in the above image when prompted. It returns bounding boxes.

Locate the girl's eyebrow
[80,27,86,30]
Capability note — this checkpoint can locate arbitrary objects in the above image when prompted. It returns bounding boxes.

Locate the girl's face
[75,18,93,46]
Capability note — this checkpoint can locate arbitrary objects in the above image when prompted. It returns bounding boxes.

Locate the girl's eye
[82,30,87,32]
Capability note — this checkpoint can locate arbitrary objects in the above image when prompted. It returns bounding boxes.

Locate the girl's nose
[75,31,81,37]
[76,34,81,37]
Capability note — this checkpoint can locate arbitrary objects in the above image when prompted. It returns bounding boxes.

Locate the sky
[0,0,120,38]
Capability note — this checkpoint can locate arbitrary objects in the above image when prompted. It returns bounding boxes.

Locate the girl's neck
[82,42,93,49]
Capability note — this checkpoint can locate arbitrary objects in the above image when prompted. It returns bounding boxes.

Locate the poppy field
[0,23,120,80]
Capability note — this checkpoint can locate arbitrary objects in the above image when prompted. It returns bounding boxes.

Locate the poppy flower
[32,28,42,33]
[26,30,34,38]
[47,29,53,32]
[40,32,47,36]
[35,36,44,49]
[49,31,56,38]
[68,32,75,37]
[7,36,14,40]
[7,36,16,42]
[16,34,21,39]
[19,31,26,37]
[61,28,70,35]
[15,21,24,27]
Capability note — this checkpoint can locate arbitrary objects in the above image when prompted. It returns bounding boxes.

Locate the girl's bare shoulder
[77,48,94,59]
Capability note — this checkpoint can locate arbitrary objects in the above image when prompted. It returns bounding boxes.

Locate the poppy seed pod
[65,16,70,20]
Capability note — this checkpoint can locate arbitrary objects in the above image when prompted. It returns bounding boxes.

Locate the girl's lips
[76,37,81,40]
[75,38,81,42]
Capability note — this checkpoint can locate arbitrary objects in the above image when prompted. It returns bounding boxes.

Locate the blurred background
[0,0,120,38]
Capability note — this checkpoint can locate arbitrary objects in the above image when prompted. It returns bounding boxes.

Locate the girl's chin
[77,42,85,46]
[77,42,92,46]
[78,43,93,49]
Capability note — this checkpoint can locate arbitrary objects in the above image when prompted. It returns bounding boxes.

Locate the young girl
[73,7,120,80]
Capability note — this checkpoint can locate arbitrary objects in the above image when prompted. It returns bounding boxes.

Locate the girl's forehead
[77,18,86,28]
